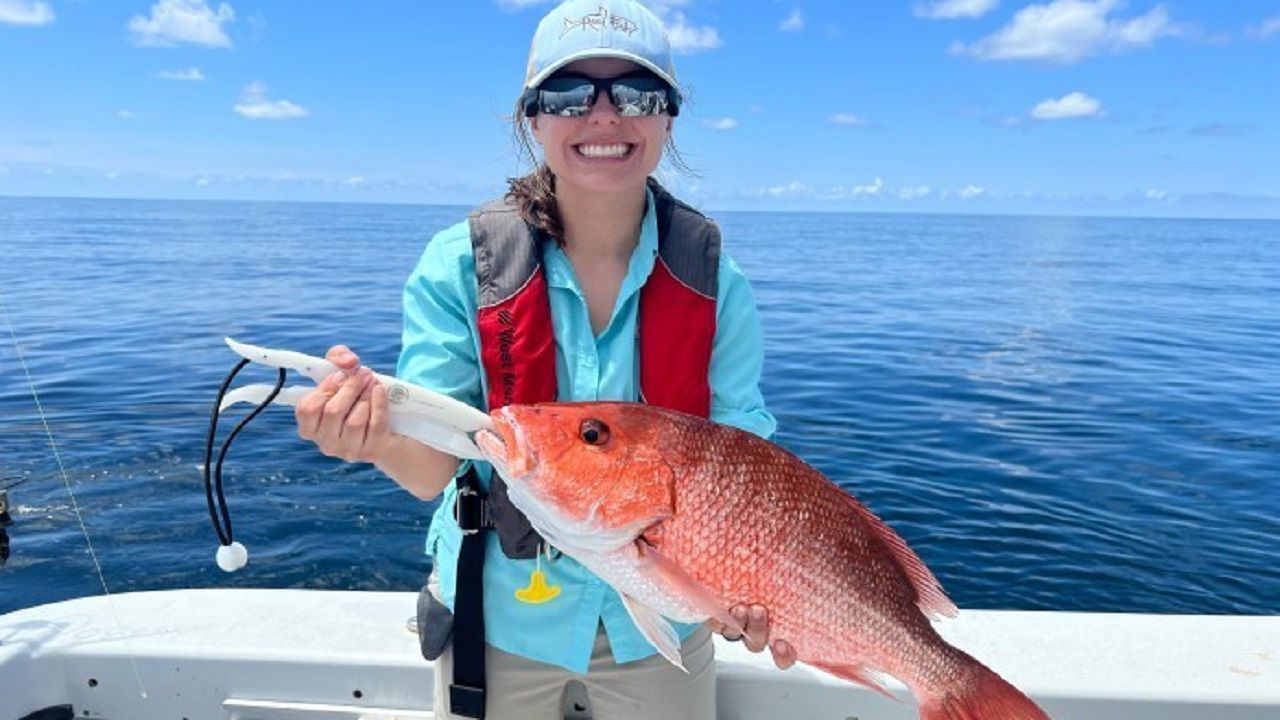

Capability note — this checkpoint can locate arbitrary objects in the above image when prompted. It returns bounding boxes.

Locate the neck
[557,180,648,261]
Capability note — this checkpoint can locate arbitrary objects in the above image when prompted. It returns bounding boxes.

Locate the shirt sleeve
[396,221,485,412]
[709,252,777,439]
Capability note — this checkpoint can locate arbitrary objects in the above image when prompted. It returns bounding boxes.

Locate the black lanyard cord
[203,359,286,548]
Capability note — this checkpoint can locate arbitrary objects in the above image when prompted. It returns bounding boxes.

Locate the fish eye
[579,419,610,446]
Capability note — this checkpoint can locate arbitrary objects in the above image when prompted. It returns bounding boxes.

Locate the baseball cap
[524,0,679,93]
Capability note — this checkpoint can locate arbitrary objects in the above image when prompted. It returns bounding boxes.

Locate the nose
[586,88,621,123]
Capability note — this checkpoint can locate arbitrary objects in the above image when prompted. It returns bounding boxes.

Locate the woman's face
[530,57,672,196]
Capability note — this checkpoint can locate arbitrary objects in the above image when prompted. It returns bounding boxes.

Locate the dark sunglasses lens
[610,79,670,117]
[537,79,595,116]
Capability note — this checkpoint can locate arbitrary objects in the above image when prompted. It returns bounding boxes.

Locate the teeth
[577,143,631,158]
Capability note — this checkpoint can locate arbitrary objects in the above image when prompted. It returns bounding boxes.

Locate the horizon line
[1,192,1278,224]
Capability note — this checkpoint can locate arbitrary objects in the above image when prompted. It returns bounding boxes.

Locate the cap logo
[560,5,638,40]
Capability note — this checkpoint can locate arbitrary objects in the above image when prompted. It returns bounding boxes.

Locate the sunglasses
[522,72,680,118]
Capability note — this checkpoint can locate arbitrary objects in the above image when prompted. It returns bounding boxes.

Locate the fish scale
[659,422,940,676]
[481,402,1052,720]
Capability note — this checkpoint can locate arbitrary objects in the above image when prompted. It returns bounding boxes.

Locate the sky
[1,0,1278,218]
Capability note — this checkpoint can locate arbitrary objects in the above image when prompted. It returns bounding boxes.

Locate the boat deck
[2,589,1278,719]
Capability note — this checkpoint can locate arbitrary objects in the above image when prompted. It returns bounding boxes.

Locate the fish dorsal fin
[845,495,957,620]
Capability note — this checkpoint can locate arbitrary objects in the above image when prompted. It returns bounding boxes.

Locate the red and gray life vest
[467,177,721,558]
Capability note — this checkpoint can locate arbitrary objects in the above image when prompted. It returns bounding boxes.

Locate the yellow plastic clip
[514,544,561,604]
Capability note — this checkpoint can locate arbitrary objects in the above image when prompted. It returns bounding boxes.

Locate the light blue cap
[524,0,678,91]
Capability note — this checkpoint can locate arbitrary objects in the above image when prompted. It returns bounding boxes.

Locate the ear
[530,115,544,144]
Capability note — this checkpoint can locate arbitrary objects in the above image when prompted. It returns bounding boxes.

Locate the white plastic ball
[216,541,248,572]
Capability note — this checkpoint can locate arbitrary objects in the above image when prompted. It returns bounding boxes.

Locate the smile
[574,143,635,159]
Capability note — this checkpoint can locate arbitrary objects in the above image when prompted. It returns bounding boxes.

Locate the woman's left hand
[708,603,797,670]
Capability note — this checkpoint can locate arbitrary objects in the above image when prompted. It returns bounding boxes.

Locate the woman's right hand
[294,344,394,464]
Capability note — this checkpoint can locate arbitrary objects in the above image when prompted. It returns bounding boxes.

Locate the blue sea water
[0,196,1276,616]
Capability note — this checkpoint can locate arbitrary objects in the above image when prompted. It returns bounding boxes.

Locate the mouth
[573,142,636,161]
[474,409,531,480]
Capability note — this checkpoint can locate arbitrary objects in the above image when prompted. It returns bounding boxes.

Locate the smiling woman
[283,1,782,718]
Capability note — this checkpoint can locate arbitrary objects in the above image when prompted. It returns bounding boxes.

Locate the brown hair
[505,98,696,244]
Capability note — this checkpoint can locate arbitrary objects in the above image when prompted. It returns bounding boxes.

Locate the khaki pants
[431,624,716,720]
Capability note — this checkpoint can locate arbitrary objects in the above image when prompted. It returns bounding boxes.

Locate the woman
[294,1,794,717]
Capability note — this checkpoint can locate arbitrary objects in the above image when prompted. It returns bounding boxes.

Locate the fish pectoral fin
[809,660,900,702]
[636,542,741,634]
[619,593,687,673]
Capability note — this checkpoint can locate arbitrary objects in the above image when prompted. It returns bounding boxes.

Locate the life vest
[472,177,719,416]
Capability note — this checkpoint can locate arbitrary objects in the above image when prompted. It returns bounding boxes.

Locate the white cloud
[1145,189,1168,200]
[129,0,234,48]
[664,10,721,53]
[1030,91,1103,119]
[830,113,871,126]
[853,177,883,195]
[958,184,987,198]
[780,9,804,32]
[158,67,205,81]
[344,176,366,187]
[0,0,54,25]
[233,82,308,120]
[899,185,933,200]
[702,117,738,131]
[196,177,211,186]
[117,109,136,120]
[914,0,998,20]
[1246,15,1280,40]
[766,181,812,198]
[955,0,1177,63]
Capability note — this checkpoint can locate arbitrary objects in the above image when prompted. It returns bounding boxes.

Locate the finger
[318,367,372,446]
[342,383,374,451]
[368,380,389,442]
[295,370,348,439]
[743,604,769,653]
[770,639,797,670]
[722,605,748,641]
[708,619,737,641]
[325,344,361,370]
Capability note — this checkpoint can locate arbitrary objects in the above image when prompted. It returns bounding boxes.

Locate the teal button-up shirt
[397,189,775,673]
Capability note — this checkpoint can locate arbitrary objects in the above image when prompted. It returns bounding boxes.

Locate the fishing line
[0,292,150,700]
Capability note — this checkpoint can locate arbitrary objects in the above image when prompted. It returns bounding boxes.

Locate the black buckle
[449,683,486,719]
[453,486,491,535]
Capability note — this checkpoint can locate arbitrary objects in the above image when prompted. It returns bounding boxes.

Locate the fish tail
[919,655,1050,720]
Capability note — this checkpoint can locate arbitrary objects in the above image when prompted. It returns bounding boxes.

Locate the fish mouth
[474,408,533,481]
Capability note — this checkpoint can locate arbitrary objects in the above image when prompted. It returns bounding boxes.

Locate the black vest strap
[448,465,487,719]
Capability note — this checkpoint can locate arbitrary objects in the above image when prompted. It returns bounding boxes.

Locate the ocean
[1,196,1276,616]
